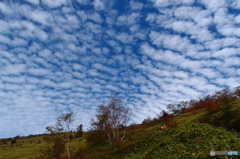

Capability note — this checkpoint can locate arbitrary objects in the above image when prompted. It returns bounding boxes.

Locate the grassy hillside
[74,115,240,159]
[1,93,240,159]
[0,134,85,159]
[1,109,239,158]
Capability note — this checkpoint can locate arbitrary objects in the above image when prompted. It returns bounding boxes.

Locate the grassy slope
[0,135,85,159]
[77,101,240,159]
[0,101,240,159]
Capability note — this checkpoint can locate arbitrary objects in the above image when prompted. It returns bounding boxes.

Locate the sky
[0,0,240,138]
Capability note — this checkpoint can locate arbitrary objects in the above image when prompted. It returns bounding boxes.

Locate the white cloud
[2,64,26,75]
[93,0,105,10]
[66,14,80,28]
[77,11,88,22]
[88,12,103,23]
[219,25,240,37]
[73,63,87,71]
[41,0,68,8]
[40,79,57,88]
[151,0,194,7]
[212,48,240,59]
[130,1,143,10]
[0,20,9,33]
[77,0,91,5]
[0,2,12,14]
[1,76,26,84]
[149,31,197,52]
[0,34,10,44]
[206,37,240,51]
[28,68,51,76]
[199,0,227,12]
[87,69,100,77]
[38,49,52,58]
[24,0,40,5]
[28,10,51,25]
[116,13,140,26]
[58,82,72,89]
[235,15,240,24]
[11,38,28,46]
[85,22,102,34]
[116,33,134,44]
[231,0,240,9]
[73,72,86,79]
[215,77,239,88]
[224,57,240,67]
[130,24,140,33]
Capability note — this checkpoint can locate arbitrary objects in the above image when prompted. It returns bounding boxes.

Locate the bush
[7,138,12,141]
[2,140,8,145]
[85,130,108,145]
[69,134,74,140]
[228,118,240,132]
[43,136,65,159]
[74,147,88,159]
[11,140,16,144]
[163,114,175,121]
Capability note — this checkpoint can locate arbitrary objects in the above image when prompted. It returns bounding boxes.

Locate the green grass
[0,134,86,159]
[73,121,239,159]
[1,102,240,159]
[0,136,45,159]
[120,123,240,159]
[173,111,206,126]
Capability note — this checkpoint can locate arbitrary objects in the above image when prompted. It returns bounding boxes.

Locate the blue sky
[0,0,240,138]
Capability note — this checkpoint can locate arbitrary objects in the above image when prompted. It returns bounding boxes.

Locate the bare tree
[91,94,132,145]
[167,103,179,114]
[46,112,74,159]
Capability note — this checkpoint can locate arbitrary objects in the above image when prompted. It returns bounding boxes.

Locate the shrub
[191,109,200,115]
[11,140,16,144]
[227,118,240,132]
[74,147,88,159]
[7,138,12,141]
[69,134,74,140]
[85,130,108,145]
[42,135,65,159]
[2,140,8,145]
[163,114,175,121]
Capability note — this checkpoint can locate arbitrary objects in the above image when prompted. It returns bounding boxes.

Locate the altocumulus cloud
[0,0,239,138]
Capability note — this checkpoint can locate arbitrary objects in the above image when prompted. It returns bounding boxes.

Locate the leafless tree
[46,112,74,159]
[91,94,132,145]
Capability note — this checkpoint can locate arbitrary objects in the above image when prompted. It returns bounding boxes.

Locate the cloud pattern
[0,0,239,138]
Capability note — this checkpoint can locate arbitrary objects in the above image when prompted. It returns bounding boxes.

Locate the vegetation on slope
[0,86,240,158]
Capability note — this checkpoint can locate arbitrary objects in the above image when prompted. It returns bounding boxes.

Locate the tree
[167,103,180,114]
[142,117,152,126]
[90,94,132,145]
[75,124,83,138]
[162,110,168,118]
[45,112,74,159]
[233,86,240,98]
